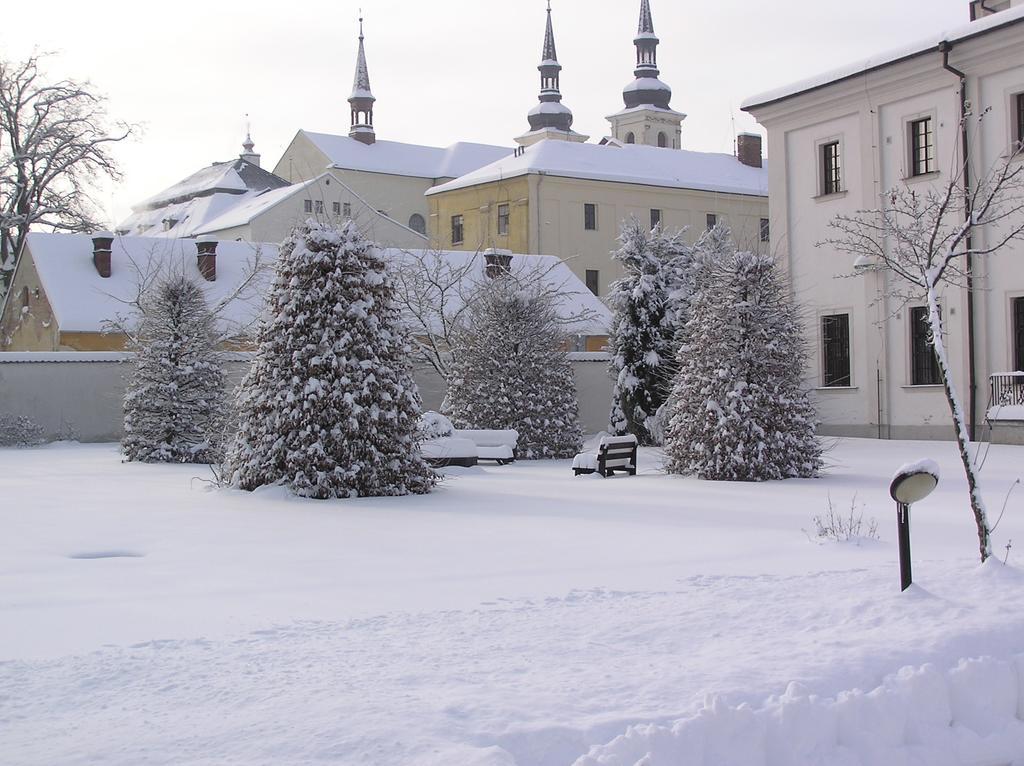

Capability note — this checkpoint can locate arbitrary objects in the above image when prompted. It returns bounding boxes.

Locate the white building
[743,3,1024,443]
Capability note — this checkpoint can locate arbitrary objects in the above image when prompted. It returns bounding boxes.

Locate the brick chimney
[483,248,513,279]
[196,237,218,281]
[91,231,114,278]
[737,132,763,168]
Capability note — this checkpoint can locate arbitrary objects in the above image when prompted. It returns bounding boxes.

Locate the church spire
[348,14,376,145]
[516,1,587,146]
[240,116,261,167]
[624,0,670,109]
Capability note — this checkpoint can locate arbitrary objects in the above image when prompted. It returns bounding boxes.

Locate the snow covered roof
[299,131,513,180]
[426,140,768,198]
[134,159,290,211]
[24,233,609,337]
[742,5,1024,110]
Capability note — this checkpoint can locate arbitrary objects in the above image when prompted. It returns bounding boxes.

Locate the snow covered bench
[453,429,518,465]
[419,437,479,468]
[573,434,638,477]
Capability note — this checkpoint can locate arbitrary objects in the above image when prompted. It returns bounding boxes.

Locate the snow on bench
[573,434,638,477]
[417,412,518,467]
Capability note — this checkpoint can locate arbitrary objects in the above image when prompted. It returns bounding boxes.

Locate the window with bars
[1014,297,1024,372]
[821,141,842,195]
[909,117,936,176]
[910,305,942,385]
[332,201,341,215]
[303,199,313,214]
[706,213,717,230]
[497,204,510,236]
[1015,93,1024,148]
[314,200,324,214]
[650,209,662,230]
[585,269,599,296]
[760,218,770,243]
[584,203,597,231]
[821,314,851,387]
[451,214,464,245]
[343,202,352,218]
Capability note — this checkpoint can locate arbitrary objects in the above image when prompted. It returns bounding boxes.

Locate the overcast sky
[2,0,973,226]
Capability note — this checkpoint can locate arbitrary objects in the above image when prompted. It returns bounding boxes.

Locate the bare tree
[0,53,134,297]
[824,126,1024,562]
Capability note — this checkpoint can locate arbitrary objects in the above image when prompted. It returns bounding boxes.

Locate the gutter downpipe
[940,40,978,442]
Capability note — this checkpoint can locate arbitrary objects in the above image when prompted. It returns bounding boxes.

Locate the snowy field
[3,437,1024,765]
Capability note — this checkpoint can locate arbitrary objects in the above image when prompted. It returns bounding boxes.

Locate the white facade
[744,6,1024,443]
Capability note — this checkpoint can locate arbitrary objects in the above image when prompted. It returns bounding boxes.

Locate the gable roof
[742,5,1024,111]
[134,158,290,211]
[426,140,768,198]
[298,131,513,180]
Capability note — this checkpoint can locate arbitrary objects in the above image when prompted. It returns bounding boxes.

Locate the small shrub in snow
[0,413,45,446]
[807,495,879,544]
[418,411,454,441]
[664,246,822,481]
[122,275,227,464]
[446,279,582,459]
[223,220,435,499]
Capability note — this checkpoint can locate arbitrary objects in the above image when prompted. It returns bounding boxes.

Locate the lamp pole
[889,460,940,593]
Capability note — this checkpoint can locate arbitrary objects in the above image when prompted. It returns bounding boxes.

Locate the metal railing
[990,372,1024,407]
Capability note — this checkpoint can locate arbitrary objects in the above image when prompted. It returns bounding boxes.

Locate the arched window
[657,132,668,148]
[625,132,635,144]
[408,213,426,235]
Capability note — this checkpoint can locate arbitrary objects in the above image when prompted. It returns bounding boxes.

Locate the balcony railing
[990,372,1024,409]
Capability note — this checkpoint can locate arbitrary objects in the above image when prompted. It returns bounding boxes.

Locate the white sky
[1,0,973,226]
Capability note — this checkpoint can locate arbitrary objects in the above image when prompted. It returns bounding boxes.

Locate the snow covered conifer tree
[446,279,582,459]
[664,248,821,481]
[607,217,693,444]
[223,220,435,499]
[122,275,226,463]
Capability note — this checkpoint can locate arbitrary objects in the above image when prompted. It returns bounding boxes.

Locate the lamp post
[889,460,940,591]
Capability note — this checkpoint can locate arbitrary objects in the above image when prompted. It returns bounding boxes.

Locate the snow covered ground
[2,437,1024,765]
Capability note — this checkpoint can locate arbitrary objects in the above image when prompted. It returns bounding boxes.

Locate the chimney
[91,231,114,278]
[737,132,763,168]
[484,248,513,279]
[196,236,218,281]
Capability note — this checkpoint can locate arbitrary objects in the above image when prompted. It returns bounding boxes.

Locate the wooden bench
[572,435,638,477]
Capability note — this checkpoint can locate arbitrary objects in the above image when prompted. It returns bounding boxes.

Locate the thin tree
[122,275,227,463]
[825,133,1024,562]
[223,219,435,499]
[0,53,134,297]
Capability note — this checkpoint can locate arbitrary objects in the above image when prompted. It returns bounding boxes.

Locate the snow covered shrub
[664,247,822,481]
[446,279,582,459]
[607,217,695,445]
[418,411,454,441]
[0,413,45,446]
[807,495,879,544]
[122,275,227,463]
[223,220,435,499]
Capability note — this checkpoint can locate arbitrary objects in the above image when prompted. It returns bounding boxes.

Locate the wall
[0,250,61,351]
[426,176,532,253]
[0,352,614,443]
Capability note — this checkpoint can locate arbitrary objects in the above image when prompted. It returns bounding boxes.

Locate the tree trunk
[926,287,992,562]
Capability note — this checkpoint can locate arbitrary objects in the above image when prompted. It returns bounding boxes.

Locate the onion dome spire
[240,116,261,167]
[623,0,672,110]
[526,1,574,134]
[348,14,376,145]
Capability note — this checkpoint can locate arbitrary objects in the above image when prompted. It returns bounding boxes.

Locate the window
[303,199,313,214]
[910,306,942,385]
[314,200,325,214]
[706,213,717,230]
[624,132,635,144]
[650,209,662,230]
[332,202,341,215]
[821,314,851,387]
[1014,297,1024,371]
[584,203,597,231]
[657,131,668,148]
[760,218,770,243]
[21,285,30,308]
[408,213,426,235]
[343,202,352,218]
[497,204,510,236]
[909,117,936,176]
[585,269,599,296]
[451,214,464,245]
[821,141,842,195]
[1015,93,1024,149]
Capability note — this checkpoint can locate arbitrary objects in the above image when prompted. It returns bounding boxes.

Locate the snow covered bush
[664,246,822,481]
[807,495,879,544]
[607,217,694,445]
[418,411,454,441]
[446,279,582,459]
[223,220,435,499]
[0,413,45,446]
[122,275,227,464]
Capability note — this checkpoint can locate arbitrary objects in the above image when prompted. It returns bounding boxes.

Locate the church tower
[348,16,376,145]
[606,0,685,149]
[515,2,588,147]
